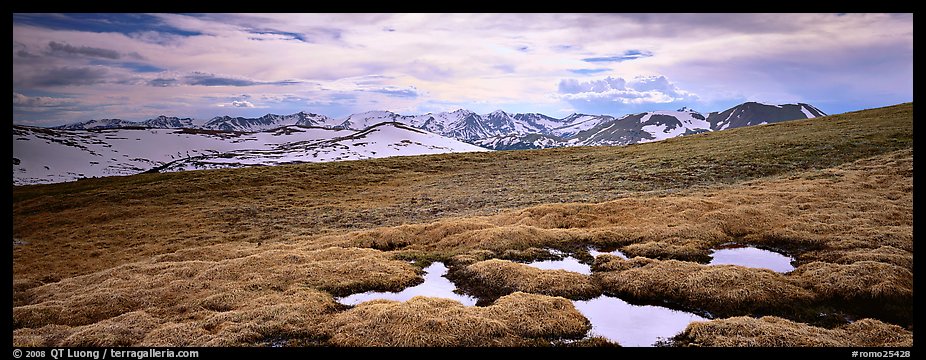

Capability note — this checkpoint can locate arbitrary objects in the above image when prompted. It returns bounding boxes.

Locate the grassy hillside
[12,103,913,347]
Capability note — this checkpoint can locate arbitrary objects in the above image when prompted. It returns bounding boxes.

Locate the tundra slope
[13,103,912,347]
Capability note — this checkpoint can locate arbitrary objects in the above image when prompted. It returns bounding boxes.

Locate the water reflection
[589,247,627,259]
[573,295,706,347]
[708,245,795,273]
[526,256,592,275]
[336,262,478,306]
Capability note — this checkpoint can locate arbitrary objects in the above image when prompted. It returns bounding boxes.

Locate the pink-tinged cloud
[12,13,912,126]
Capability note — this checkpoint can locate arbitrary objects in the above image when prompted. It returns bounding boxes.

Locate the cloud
[568,68,610,75]
[231,100,254,107]
[28,66,109,86]
[16,50,40,58]
[558,75,698,109]
[247,29,307,42]
[582,50,653,63]
[148,78,179,87]
[366,88,420,98]
[184,72,260,87]
[10,13,913,125]
[180,72,301,87]
[13,92,76,107]
[48,41,121,59]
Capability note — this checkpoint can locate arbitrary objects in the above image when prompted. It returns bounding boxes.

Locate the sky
[12,13,913,127]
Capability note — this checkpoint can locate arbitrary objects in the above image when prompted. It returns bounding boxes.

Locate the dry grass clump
[790,261,913,325]
[676,316,912,347]
[620,240,712,262]
[594,257,815,318]
[192,287,338,346]
[449,259,601,301]
[791,261,912,301]
[13,245,413,346]
[139,322,213,347]
[13,325,75,347]
[799,246,912,269]
[322,292,590,346]
[554,336,620,347]
[61,311,161,347]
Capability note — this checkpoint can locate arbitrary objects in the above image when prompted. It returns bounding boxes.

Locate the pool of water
[526,256,592,275]
[336,262,478,306]
[588,247,627,259]
[573,296,706,347]
[708,245,795,273]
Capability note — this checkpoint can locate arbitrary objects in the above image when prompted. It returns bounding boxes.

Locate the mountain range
[15,102,825,185]
[53,102,825,150]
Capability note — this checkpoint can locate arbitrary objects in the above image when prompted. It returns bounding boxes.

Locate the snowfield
[13,123,487,185]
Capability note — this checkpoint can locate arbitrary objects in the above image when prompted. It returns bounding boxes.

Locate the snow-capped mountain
[143,116,196,129]
[202,112,312,132]
[54,116,196,130]
[549,114,615,138]
[472,133,564,150]
[294,112,337,128]
[408,110,499,140]
[541,102,825,149]
[54,118,141,130]
[705,102,826,131]
[26,101,827,184]
[205,111,342,131]
[338,111,414,131]
[13,123,487,185]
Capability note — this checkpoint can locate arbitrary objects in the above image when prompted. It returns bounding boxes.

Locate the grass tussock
[61,311,161,347]
[593,257,815,318]
[13,245,414,346]
[449,259,601,302]
[322,292,590,346]
[790,261,913,325]
[800,246,913,269]
[140,322,213,347]
[620,240,712,262]
[676,316,912,347]
[792,261,913,301]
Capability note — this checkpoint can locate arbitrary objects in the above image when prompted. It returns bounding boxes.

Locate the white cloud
[558,75,697,104]
[217,100,255,108]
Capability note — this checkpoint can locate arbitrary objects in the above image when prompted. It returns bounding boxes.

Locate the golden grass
[677,316,912,347]
[11,103,914,346]
[13,245,417,346]
[321,292,590,346]
[448,259,601,301]
[592,257,816,318]
[792,261,913,301]
[790,261,913,325]
[800,246,913,269]
[13,103,912,282]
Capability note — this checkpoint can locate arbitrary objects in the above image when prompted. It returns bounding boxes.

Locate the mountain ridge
[50,101,826,150]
